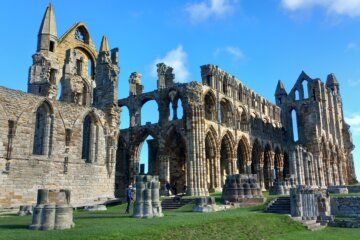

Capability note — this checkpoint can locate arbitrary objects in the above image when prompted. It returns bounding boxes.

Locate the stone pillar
[338,155,345,185]
[258,164,265,191]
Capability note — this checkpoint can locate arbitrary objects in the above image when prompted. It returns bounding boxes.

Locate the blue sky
[0,0,359,178]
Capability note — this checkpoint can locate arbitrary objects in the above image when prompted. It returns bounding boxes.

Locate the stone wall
[347,185,360,193]
[331,197,360,217]
[0,87,115,208]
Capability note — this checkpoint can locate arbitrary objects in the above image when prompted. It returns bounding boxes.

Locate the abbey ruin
[0,4,357,208]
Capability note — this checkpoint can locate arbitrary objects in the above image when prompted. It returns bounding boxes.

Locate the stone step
[265,196,290,214]
[161,197,193,210]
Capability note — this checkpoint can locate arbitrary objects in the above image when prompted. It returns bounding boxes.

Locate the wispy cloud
[346,42,358,52]
[345,113,360,135]
[151,45,190,83]
[280,0,360,18]
[185,0,237,23]
[348,79,360,87]
[214,46,245,60]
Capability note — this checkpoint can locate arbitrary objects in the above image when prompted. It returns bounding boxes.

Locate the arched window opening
[223,79,228,94]
[240,111,248,132]
[75,27,90,44]
[88,58,93,79]
[141,100,159,125]
[291,109,299,142]
[82,114,99,163]
[238,85,243,101]
[302,80,308,99]
[295,90,300,101]
[33,103,53,156]
[57,79,63,101]
[120,106,130,129]
[204,93,216,121]
[220,99,233,127]
[139,135,155,175]
[169,98,184,121]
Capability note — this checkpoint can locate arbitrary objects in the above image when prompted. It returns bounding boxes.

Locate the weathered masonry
[117,65,357,196]
[0,4,119,208]
[0,4,357,208]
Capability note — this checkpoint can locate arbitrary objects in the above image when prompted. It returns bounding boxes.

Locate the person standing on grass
[125,184,133,214]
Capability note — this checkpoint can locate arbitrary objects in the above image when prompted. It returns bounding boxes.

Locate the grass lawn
[1,198,360,240]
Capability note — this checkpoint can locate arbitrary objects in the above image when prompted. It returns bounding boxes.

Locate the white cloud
[151,45,190,83]
[214,46,245,60]
[225,46,244,60]
[346,42,358,51]
[281,0,360,18]
[186,0,236,23]
[346,114,360,126]
[345,113,360,135]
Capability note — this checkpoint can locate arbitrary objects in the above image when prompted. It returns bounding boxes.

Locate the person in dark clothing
[125,184,133,214]
[172,183,177,195]
[165,182,171,196]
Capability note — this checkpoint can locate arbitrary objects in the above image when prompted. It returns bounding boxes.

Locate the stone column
[258,164,265,191]
[338,153,345,185]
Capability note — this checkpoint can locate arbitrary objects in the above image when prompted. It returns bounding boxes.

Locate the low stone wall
[346,185,360,193]
[328,219,360,228]
[331,197,360,217]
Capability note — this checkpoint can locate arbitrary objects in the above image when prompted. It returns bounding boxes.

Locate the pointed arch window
[82,114,99,163]
[33,102,53,156]
[291,109,299,142]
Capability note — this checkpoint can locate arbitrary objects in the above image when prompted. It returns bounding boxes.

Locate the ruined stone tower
[0,3,120,208]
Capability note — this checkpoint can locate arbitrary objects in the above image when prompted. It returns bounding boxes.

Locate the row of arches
[204,131,290,190]
[120,92,185,129]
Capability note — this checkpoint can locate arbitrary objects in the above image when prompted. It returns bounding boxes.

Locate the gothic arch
[32,101,54,156]
[237,136,250,174]
[164,126,187,191]
[220,132,235,185]
[81,112,100,163]
[219,98,233,127]
[204,90,217,121]
[251,139,262,174]
[263,143,272,189]
[205,126,219,191]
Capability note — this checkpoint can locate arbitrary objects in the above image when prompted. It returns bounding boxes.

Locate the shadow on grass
[75,214,132,220]
[0,224,29,230]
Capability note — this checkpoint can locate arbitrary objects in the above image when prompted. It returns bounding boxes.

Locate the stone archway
[205,130,218,192]
[220,133,235,186]
[251,139,264,189]
[263,144,272,189]
[274,147,283,181]
[165,127,187,193]
[115,137,130,198]
[237,137,250,174]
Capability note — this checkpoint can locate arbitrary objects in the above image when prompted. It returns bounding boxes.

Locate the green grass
[329,193,360,197]
[1,200,360,240]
